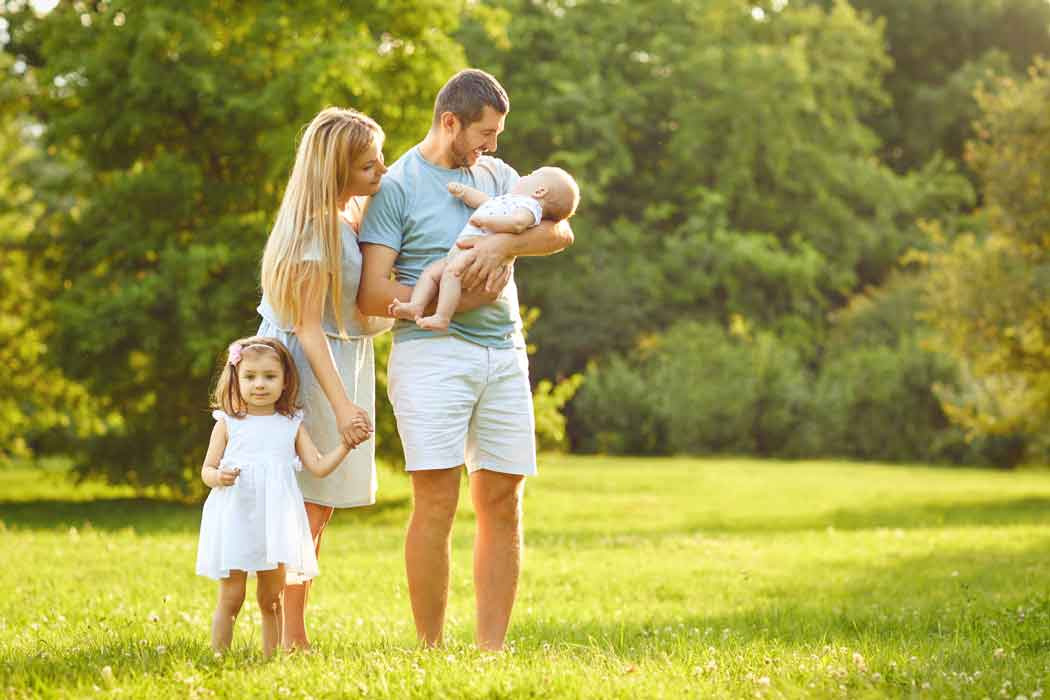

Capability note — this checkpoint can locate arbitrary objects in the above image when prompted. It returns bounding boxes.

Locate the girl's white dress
[195,410,319,581]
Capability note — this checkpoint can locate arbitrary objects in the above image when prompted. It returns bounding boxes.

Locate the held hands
[337,404,374,449]
[454,236,514,293]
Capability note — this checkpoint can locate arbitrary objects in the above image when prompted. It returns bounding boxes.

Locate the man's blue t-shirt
[359,145,524,349]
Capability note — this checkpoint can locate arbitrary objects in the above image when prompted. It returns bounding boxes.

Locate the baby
[389,166,580,330]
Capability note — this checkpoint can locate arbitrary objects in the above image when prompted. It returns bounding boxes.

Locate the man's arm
[358,243,508,317]
[456,219,574,291]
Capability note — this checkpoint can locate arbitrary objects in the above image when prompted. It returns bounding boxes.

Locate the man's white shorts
[387,335,537,476]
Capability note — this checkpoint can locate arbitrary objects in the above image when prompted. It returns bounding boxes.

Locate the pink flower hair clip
[227,342,243,367]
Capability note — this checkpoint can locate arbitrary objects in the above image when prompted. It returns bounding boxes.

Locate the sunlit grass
[2,456,1049,698]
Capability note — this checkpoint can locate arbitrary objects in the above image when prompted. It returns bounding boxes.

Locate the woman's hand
[337,404,374,448]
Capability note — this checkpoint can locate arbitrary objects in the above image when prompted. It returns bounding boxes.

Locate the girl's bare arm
[295,425,353,478]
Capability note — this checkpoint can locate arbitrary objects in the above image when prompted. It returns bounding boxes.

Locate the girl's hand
[217,467,241,486]
[337,405,374,448]
[205,466,239,488]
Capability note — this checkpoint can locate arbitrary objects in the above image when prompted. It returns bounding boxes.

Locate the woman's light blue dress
[257,218,392,508]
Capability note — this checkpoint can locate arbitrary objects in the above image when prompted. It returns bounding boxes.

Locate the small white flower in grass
[1032,689,1043,699]
[756,676,771,686]
[872,672,883,682]
[951,571,959,577]
[277,688,290,697]
[445,654,456,662]
[100,666,115,688]
[994,648,1006,659]
[853,652,867,672]
[148,612,160,623]
[706,659,718,673]
[156,645,167,654]
[922,682,931,689]
[1016,695,1029,700]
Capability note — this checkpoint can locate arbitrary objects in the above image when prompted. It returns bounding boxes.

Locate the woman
[257,107,392,650]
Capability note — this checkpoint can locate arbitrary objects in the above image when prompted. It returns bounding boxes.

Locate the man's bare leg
[405,468,462,646]
[283,502,334,650]
[470,469,524,651]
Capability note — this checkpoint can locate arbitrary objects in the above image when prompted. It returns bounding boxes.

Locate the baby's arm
[200,420,237,487]
[448,182,492,209]
[470,208,538,235]
[295,424,355,478]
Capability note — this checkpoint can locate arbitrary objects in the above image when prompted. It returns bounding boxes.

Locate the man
[357,69,573,650]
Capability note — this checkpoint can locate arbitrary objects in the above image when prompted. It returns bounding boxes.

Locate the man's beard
[450,135,477,168]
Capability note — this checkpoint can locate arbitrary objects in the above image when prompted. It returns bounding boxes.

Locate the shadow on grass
[512,545,1050,657]
[529,496,1050,546]
[0,496,412,534]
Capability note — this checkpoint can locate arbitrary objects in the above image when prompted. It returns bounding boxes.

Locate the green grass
[2,456,1050,699]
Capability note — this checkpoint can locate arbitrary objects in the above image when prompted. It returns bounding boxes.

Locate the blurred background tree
[2,0,1048,486]
[917,60,1050,465]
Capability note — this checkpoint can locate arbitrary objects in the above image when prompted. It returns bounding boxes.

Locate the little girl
[195,336,370,657]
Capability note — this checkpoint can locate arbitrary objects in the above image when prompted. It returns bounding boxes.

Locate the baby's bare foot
[417,314,451,331]
[447,182,465,198]
[389,300,423,320]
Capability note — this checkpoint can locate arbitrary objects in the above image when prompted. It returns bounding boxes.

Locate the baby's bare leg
[390,260,446,320]
[417,253,472,331]
[211,570,246,654]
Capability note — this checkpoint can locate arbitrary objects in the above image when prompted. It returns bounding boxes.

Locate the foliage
[830,0,1050,174]
[3,1,476,488]
[462,0,973,382]
[918,60,1050,462]
[0,51,104,462]
[573,320,813,456]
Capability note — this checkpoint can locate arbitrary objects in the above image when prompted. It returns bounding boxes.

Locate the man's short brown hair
[433,69,509,127]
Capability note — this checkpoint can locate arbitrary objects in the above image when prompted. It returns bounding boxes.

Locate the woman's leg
[282,502,334,649]
[256,565,286,658]
[211,570,247,653]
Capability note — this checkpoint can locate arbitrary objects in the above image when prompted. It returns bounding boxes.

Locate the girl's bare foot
[389,299,423,321]
[416,314,451,331]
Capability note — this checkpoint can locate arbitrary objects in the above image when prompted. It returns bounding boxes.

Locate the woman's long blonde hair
[261,107,383,335]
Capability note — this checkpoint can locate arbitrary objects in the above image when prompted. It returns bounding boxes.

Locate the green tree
[5,1,480,488]
[462,0,971,380]
[827,0,1050,174]
[0,51,104,461]
[919,60,1050,462]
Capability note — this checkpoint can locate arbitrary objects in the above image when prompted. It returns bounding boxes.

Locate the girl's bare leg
[283,502,334,650]
[256,565,286,658]
[390,261,446,320]
[212,570,247,653]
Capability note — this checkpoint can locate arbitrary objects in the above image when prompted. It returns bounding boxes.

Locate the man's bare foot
[389,299,423,320]
[416,314,451,331]
[282,638,313,653]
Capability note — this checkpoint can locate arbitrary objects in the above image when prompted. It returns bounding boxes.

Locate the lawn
[2,456,1049,699]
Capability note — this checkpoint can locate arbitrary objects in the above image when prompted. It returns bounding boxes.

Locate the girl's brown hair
[211,336,300,418]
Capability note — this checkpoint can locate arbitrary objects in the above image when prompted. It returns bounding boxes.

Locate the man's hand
[455,235,515,292]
